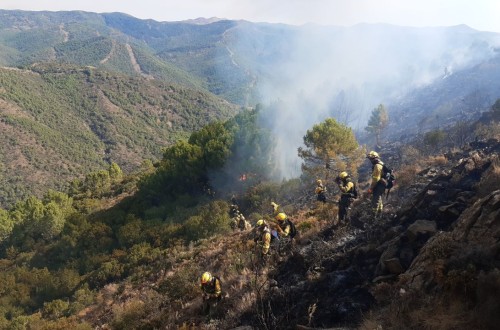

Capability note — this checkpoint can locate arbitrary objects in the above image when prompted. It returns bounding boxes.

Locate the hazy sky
[1,0,500,33]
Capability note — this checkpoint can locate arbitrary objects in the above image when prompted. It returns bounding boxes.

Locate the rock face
[249,139,500,328]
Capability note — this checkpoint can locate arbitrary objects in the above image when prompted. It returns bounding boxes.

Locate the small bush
[427,233,455,260]
[42,299,70,320]
[474,122,500,141]
[401,145,421,165]
[394,164,421,188]
[158,264,198,301]
[427,155,448,166]
[110,300,146,330]
[297,220,314,232]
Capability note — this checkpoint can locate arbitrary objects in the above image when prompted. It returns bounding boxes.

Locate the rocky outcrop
[253,139,500,328]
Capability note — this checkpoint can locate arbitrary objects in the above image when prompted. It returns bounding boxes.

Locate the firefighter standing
[254,219,272,267]
[366,151,386,218]
[335,171,355,222]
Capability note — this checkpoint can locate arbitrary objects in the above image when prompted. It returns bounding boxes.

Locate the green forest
[0,105,279,328]
[0,64,237,207]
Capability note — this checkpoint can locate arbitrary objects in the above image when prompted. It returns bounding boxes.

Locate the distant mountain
[1,10,499,110]
[386,50,500,141]
[0,64,238,207]
[1,9,500,200]
[181,17,226,25]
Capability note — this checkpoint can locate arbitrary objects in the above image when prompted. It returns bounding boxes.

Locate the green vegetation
[299,117,364,179]
[0,98,378,327]
[0,10,262,106]
[0,65,237,208]
[0,105,281,327]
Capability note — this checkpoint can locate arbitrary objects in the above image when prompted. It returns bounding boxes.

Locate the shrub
[183,200,230,241]
[371,282,396,304]
[158,264,199,301]
[42,299,70,320]
[475,158,500,197]
[89,260,124,287]
[297,220,314,232]
[393,164,420,188]
[474,122,500,140]
[110,300,146,330]
[400,145,421,165]
[427,233,455,260]
[423,129,447,154]
[427,155,448,166]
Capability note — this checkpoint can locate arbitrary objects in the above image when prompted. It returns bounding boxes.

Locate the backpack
[382,164,396,189]
[287,219,298,239]
[351,183,359,199]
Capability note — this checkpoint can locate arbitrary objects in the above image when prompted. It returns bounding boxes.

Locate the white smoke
[244,23,500,178]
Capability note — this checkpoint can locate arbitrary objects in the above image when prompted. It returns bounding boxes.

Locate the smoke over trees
[365,104,389,147]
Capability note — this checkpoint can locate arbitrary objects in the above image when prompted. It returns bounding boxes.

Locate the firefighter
[254,219,272,266]
[335,171,355,222]
[270,201,280,216]
[274,212,297,255]
[315,179,327,203]
[275,212,291,238]
[366,151,386,218]
[200,272,223,316]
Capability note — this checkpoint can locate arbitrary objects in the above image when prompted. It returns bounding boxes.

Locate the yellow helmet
[339,171,348,179]
[316,179,322,184]
[275,213,287,221]
[367,151,379,159]
[256,219,265,227]
[201,272,212,284]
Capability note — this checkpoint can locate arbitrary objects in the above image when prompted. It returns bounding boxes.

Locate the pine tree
[298,118,362,179]
[365,104,389,146]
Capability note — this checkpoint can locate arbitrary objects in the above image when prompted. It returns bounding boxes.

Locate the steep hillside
[0,102,498,329]
[387,50,500,141]
[68,136,500,330]
[0,64,238,207]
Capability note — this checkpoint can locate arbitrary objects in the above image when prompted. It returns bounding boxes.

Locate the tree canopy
[299,117,362,179]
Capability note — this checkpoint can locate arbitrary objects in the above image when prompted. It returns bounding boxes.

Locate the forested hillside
[1,10,500,110]
[0,99,498,329]
[1,9,500,329]
[0,64,238,207]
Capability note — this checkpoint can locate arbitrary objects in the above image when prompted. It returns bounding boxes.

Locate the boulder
[383,258,404,274]
[406,220,437,242]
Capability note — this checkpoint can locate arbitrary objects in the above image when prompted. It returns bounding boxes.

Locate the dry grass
[474,122,500,140]
[426,155,448,166]
[400,145,421,165]
[476,157,500,197]
[310,202,338,222]
[394,163,422,188]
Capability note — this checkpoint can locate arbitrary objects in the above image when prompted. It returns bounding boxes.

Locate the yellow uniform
[370,161,386,217]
